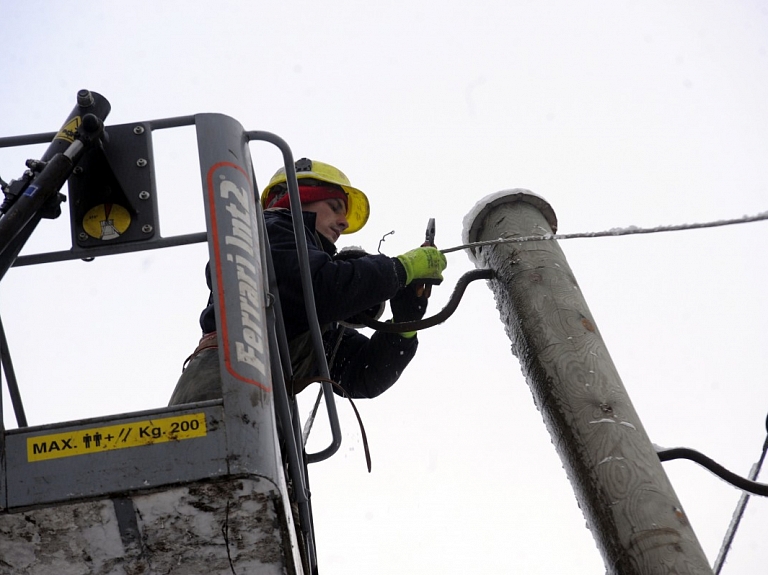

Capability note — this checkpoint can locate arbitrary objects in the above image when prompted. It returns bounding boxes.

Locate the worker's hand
[390,285,428,323]
[396,246,447,286]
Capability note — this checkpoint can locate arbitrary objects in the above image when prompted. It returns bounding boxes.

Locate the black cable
[657,446,768,496]
[358,269,494,333]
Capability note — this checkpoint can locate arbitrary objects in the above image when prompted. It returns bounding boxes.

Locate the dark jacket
[200,208,417,398]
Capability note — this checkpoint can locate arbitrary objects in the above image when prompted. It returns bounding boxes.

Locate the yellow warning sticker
[82,203,131,239]
[27,412,207,462]
[55,116,81,143]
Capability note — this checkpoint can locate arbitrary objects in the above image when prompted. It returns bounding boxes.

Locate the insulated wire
[713,432,768,574]
[440,210,768,254]
[657,447,768,496]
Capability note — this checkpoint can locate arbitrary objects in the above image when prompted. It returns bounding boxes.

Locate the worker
[168,158,446,404]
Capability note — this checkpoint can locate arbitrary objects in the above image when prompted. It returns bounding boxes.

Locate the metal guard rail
[0,117,344,465]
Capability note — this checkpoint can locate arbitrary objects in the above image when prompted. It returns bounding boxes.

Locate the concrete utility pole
[465,190,714,575]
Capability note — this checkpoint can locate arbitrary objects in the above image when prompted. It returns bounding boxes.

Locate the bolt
[78,232,89,241]
[142,224,153,233]
[138,190,150,200]
[77,89,94,107]
[73,166,83,175]
[136,158,148,168]
[133,125,145,135]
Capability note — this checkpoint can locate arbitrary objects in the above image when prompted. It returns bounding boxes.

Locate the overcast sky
[2,1,767,573]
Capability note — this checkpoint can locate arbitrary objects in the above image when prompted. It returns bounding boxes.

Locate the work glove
[396,246,447,286]
[389,285,428,339]
[390,285,428,323]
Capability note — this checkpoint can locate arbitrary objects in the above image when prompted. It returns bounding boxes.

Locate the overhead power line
[442,210,768,254]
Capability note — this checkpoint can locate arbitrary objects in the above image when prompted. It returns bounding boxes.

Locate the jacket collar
[267,208,337,257]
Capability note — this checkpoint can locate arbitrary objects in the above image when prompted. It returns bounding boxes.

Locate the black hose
[657,446,768,497]
[359,268,494,333]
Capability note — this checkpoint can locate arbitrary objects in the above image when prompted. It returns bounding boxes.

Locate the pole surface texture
[466,191,713,575]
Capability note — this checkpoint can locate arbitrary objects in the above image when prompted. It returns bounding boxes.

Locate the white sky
[1,1,767,573]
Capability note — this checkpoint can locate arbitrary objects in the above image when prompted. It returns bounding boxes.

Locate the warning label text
[27,412,207,462]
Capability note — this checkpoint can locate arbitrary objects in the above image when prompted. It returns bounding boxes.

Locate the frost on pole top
[462,188,558,265]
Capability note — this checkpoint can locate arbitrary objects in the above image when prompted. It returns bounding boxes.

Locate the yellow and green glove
[396,246,447,285]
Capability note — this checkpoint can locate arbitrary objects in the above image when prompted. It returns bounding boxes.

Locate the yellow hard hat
[261,158,370,234]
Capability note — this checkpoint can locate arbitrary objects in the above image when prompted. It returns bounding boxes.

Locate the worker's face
[303,198,349,243]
